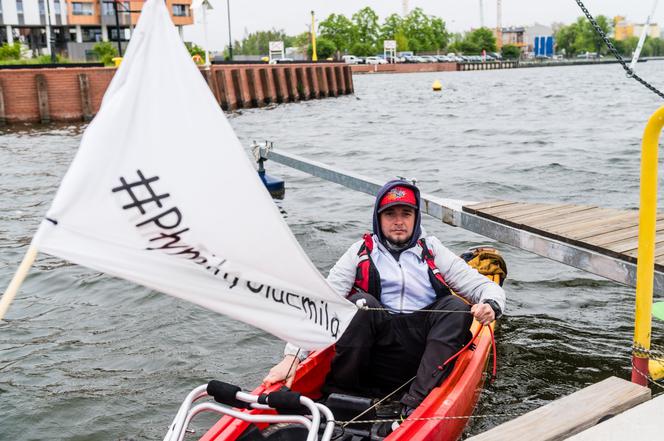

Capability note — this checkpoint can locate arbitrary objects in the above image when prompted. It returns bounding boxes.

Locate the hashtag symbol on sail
[112,170,170,214]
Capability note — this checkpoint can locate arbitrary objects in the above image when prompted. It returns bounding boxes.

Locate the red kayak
[160,248,504,441]
[198,318,495,441]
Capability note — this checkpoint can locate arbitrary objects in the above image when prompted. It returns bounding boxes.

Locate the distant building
[524,23,553,52]
[0,0,194,60]
[501,26,526,51]
[614,15,660,41]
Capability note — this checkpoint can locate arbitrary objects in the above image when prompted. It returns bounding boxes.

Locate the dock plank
[509,205,595,223]
[466,376,650,441]
[463,199,664,272]
[464,200,517,212]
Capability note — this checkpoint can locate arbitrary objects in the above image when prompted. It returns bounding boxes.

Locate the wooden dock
[466,376,650,441]
[463,200,664,270]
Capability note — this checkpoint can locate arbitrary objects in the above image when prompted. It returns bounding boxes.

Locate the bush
[187,43,206,59]
[92,41,119,66]
[0,42,21,61]
[501,44,521,60]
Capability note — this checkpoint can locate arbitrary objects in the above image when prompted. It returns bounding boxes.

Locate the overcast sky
[183,0,662,51]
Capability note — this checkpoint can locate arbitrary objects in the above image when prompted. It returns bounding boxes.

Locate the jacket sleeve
[283,240,363,361]
[429,236,506,315]
[325,239,363,298]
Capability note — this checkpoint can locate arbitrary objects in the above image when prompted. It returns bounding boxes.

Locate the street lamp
[226,0,232,60]
[201,0,212,66]
[44,0,56,62]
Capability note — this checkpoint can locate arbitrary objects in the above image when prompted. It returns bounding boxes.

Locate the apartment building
[0,0,193,59]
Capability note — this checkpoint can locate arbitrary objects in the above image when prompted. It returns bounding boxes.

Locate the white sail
[32,0,356,349]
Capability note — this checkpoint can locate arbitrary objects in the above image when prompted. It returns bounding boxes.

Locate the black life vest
[349,233,452,302]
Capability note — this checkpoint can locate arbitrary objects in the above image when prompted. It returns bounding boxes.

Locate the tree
[309,36,336,59]
[352,6,380,50]
[399,7,450,52]
[582,15,611,56]
[381,13,403,40]
[350,41,375,57]
[466,27,496,52]
[232,29,292,55]
[501,44,521,59]
[318,13,355,53]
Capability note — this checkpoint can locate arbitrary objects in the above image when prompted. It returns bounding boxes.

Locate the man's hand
[262,355,300,388]
[471,303,495,325]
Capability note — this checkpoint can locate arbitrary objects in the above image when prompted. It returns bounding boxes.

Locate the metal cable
[575,0,664,100]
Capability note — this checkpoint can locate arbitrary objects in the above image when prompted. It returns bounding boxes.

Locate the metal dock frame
[268,150,664,294]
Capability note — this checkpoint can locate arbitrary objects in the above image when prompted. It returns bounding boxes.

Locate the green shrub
[0,42,21,61]
[92,41,119,66]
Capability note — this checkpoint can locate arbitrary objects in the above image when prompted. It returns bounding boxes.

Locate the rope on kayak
[335,412,523,425]
[338,375,415,428]
[359,305,473,314]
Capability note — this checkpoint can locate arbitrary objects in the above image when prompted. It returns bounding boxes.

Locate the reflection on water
[2,62,664,440]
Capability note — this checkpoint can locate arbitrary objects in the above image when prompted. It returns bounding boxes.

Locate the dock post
[0,79,7,125]
[77,73,93,122]
[36,74,50,123]
[632,105,664,385]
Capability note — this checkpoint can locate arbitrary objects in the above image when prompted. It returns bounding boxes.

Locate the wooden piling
[326,66,338,97]
[229,69,242,110]
[344,65,354,94]
[273,68,286,103]
[215,69,230,110]
[259,68,272,104]
[77,73,93,122]
[316,67,328,97]
[35,74,50,123]
[334,66,344,96]
[245,68,261,107]
[286,68,300,102]
[295,67,308,100]
[0,79,6,125]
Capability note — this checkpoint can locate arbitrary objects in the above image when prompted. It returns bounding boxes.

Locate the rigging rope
[574,0,664,100]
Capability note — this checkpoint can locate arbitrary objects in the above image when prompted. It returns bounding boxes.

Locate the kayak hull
[199,320,492,441]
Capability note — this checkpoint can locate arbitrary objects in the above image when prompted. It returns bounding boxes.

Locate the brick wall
[0,63,354,124]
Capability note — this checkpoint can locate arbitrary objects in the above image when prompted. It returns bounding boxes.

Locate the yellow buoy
[432,80,442,91]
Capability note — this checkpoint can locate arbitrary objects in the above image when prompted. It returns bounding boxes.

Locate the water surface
[2,62,664,440]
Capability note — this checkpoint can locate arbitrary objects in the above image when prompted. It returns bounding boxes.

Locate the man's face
[379,205,416,245]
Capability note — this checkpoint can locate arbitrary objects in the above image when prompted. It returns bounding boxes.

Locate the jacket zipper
[398,261,405,312]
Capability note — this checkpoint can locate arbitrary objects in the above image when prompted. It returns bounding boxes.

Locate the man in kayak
[263,179,505,414]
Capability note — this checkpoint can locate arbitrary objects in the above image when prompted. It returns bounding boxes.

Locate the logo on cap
[378,186,417,212]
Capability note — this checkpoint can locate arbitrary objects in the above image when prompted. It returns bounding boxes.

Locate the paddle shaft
[0,245,38,320]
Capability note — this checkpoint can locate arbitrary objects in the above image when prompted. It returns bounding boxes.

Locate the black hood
[372,179,422,250]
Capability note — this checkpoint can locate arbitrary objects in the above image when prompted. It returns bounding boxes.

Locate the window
[54,0,61,15]
[172,4,189,17]
[72,2,94,15]
[82,27,102,42]
[16,0,24,14]
[102,2,129,16]
[38,0,45,15]
[102,1,114,15]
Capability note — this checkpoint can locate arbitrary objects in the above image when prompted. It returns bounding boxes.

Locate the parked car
[403,55,419,63]
[419,55,438,63]
[270,57,294,64]
[342,55,360,64]
[356,57,367,64]
[435,55,451,62]
[365,56,388,65]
